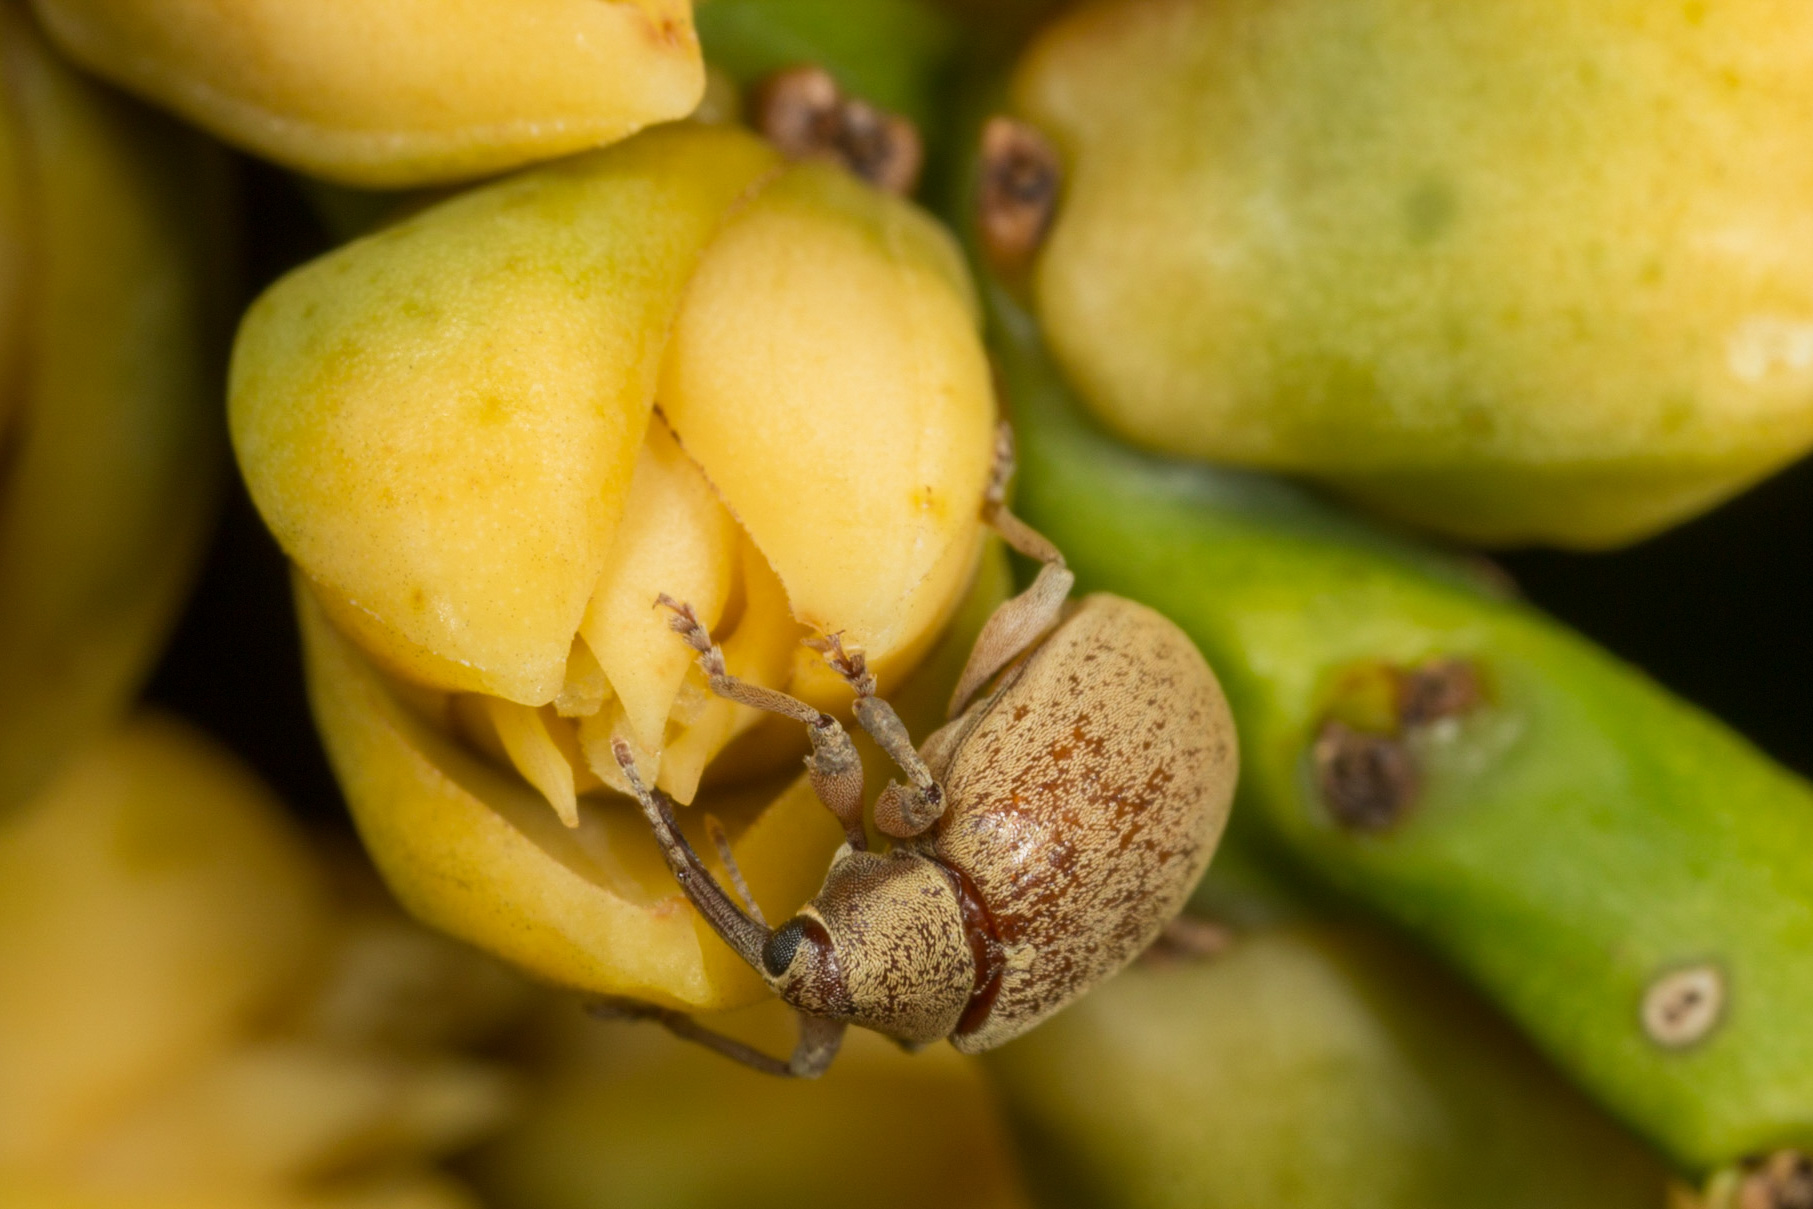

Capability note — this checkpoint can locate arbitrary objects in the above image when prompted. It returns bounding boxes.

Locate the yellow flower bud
[0,715,520,1208]
[232,122,1001,1003]
[29,0,705,187]
[469,998,1033,1209]
[0,7,230,815]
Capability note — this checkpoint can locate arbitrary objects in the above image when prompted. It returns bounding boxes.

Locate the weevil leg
[586,999,846,1079]
[809,633,947,838]
[659,595,868,851]
[947,424,1077,717]
[611,738,771,969]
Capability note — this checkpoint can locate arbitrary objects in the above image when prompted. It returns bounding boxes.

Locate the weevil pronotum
[594,426,1239,1076]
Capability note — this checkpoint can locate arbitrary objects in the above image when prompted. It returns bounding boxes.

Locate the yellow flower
[232,122,1001,1007]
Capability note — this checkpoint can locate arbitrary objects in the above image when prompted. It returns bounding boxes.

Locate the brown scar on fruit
[1396,658,1484,727]
[1314,721,1420,832]
[978,116,1062,276]
[752,66,924,195]
[1736,1152,1813,1209]
[1313,657,1487,831]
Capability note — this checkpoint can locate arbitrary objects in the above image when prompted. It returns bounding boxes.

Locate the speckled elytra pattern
[917,593,1237,1053]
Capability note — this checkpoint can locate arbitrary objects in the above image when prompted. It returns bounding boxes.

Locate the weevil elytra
[595,427,1239,1076]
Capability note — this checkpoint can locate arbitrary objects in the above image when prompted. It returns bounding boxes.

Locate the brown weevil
[596,427,1239,1076]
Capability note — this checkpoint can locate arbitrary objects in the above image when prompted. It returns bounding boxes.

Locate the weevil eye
[761,914,847,1015]
[763,918,809,977]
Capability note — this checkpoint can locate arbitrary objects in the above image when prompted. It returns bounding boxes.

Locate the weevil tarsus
[585,995,845,1079]
[657,596,868,851]
[809,631,946,837]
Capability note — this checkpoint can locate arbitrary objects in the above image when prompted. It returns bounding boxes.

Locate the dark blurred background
[144,159,1813,830]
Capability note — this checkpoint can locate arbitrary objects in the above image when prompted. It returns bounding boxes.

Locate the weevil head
[762,848,976,1046]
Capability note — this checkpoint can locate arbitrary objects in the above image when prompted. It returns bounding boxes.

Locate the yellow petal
[653,538,803,805]
[579,416,738,754]
[468,999,1033,1209]
[484,700,579,830]
[232,124,782,706]
[661,161,995,694]
[70,1042,514,1194]
[32,0,703,187]
[296,575,838,1008]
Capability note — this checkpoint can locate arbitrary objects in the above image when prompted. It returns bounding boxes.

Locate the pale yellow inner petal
[578,415,738,753]
[653,537,804,805]
[484,699,579,830]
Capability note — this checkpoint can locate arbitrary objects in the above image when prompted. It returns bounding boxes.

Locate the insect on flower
[594,427,1239,1076]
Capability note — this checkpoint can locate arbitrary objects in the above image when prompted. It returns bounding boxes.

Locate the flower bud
[0,7,229,814]
[470,998,1032,1209]
[30,0,705,187]
[232,122,1000,1003]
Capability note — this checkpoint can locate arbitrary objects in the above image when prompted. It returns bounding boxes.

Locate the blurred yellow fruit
[469,997,1033,1209]
[1011,0,1813,546]
[0,715,520,1208]
[29,0,704,188]
[0,6,230,815]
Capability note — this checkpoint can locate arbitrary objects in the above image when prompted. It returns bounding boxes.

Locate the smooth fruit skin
[988,915,1670,1209]
[0,7,230,815]
[990,283,1813,1172]
[30,0,704,188]
[1012,0,1813,547]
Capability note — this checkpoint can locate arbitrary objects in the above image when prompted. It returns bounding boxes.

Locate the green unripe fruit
[989,917,1669,1209]
[987,280,1813,1173]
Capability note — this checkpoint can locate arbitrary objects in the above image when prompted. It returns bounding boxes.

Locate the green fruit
[988,281,1813,1173]
[1006,0,1813,546]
